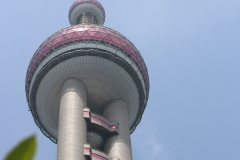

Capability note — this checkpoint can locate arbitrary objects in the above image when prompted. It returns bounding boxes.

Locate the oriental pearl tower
[25,0,150,160]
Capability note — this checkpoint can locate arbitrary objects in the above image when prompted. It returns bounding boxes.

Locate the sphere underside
[36,55,139,139]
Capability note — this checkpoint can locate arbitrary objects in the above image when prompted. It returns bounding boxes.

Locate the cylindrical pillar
[57,78,87,160]
[102,100,132,160]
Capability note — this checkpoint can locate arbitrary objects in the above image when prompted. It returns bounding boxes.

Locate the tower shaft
[103,101,133,160]
[57,78,87,160]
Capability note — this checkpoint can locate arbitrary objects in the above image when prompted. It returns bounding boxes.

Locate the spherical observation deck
[25,0,149,144]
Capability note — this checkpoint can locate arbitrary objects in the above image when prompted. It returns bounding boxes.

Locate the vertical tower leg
[57,78,87,160]
[103,100,133,160]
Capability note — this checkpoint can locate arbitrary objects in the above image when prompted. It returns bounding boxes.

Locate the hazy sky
[0,0,240,160]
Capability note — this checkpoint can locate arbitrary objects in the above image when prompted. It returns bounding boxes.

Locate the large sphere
[26,24,149,143]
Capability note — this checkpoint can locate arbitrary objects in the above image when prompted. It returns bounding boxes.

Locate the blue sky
[0,0,240,159]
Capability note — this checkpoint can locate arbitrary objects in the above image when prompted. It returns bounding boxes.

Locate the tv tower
[25,0,149,160]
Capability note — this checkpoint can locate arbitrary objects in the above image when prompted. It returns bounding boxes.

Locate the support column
[57,78,87,160]
[102,100,132,160]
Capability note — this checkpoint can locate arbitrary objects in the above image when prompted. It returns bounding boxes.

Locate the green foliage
[4,135,37,160]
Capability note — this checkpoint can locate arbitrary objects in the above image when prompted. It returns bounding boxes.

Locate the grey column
[57,78,87,160]
[102,100,132,160]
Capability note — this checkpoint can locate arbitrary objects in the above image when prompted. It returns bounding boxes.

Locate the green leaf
[4,135,37,160]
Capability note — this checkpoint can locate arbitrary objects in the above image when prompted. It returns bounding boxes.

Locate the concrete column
[102,100,132,160]
[57,78,87,160]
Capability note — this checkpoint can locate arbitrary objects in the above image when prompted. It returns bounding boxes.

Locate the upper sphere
[69,0,106,25]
